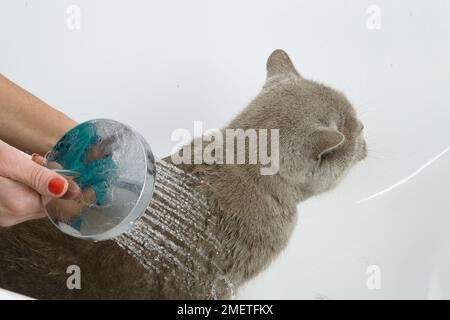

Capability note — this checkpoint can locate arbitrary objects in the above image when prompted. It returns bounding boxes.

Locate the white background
[1,0,449,299]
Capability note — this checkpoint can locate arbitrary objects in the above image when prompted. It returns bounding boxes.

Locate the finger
[0,176,44,215]
[81,187,97,205]
[31,153,81,200]
[0,211,46,227]
[61,180,82,200]
[31,153,46,166]
[5,154,69,198]
[0,176,45,226]
[87,135,117,162]
[17,210,47,221]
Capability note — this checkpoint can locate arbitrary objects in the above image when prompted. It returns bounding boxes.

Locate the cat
[0,50,367,299]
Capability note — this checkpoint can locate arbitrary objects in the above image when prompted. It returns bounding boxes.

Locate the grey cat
[0,50,366,299]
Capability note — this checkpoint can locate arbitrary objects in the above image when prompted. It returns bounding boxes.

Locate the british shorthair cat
[0,50,366,299]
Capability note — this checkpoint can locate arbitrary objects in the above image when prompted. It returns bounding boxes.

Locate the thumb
[7,154,69,198]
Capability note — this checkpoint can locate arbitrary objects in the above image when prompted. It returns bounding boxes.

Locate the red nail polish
[48,178,66,195]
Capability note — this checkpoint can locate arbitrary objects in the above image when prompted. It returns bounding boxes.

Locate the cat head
[229,49,367,199]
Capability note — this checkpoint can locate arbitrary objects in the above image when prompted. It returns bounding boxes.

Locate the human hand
[0,140,81,227]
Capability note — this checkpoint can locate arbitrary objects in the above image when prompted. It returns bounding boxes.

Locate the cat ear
[266,49,301,79]
[310,128,345,162]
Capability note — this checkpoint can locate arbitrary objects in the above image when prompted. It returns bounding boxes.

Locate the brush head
[43,119,155,241]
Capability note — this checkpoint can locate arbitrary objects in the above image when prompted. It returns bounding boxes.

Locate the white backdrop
[1,0,449,299]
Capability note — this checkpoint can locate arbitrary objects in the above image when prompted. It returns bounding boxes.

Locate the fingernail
[48,178,66,196]
[32,153,46,166]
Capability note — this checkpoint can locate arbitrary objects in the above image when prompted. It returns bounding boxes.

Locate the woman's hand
[0,140,81,227]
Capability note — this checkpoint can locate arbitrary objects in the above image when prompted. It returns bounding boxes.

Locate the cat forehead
[303,81,356,118]
[268,79,354,114]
